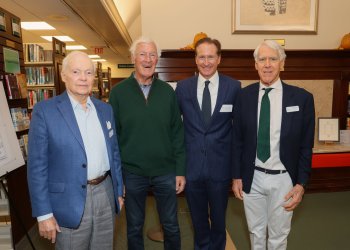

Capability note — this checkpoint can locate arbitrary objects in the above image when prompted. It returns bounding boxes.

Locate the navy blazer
[27,91,123,228]
[232,82,315,193]
[176,74,241,181]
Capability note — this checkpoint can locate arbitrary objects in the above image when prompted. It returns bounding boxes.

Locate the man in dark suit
[232,40,315,250]
[176,37,241,250]
[27,51,124,249]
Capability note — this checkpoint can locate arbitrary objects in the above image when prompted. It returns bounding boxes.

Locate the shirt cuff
[37,213,53,222]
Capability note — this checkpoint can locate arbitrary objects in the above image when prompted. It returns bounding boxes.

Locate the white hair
[253,40,286,62]
[129,36,161,58]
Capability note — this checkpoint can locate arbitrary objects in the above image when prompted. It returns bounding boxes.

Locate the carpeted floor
[21,191,350,250]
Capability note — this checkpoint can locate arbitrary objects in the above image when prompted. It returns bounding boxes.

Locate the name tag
[286,106,299,112]
[109,129,114,138]
[220,104,233,112]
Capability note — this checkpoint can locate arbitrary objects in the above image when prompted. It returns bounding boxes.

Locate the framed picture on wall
[318,117,340,142]
[232,0,319,34]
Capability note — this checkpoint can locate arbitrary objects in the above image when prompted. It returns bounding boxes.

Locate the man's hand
[283,184,305,211]
[118,196,124,211]
[38,217,61,243]
[232,179,243,200]
[176,176,186,194]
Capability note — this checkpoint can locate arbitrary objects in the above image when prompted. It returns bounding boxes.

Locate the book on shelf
[25,66,54,85]
[27,89,56,108]
[23,43,53,62]
[3,74,21,99]
[18,134,29,160]
[9,107,30,132]
[16,73,27,98]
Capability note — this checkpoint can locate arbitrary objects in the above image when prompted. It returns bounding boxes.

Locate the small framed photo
[11,17,21,37]
[0,11,6,31]
[318,117,339,142]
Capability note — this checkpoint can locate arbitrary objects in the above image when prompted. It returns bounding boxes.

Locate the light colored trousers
[56,176,116,250]
[243,170,293,250]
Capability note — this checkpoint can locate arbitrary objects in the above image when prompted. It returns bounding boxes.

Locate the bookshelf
[101,67,111,102]
[92,61,102,99]
[0,7,35,248]
[24,38,66,108]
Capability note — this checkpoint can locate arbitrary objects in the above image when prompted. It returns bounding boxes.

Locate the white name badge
[220,104,233,112]
[286,106,299,112]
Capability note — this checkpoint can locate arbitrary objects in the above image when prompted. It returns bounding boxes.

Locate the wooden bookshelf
[0,7,35,248]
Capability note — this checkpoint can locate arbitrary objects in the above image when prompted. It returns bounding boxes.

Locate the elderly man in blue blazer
[27,51,124,249]
[176,37,241,250]
[232,40,315,250]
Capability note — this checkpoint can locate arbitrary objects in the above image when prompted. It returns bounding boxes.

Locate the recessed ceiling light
[88,55,100,59]
[66,45,87,50]
[21,22,55,30]
[41,36,74,42]
[92,59,107,62]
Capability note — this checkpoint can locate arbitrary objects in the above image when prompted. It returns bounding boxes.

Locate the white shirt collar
[198,71,219,88]
[259,78,282,91]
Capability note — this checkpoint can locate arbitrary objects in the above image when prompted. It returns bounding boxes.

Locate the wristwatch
[299,183,307,189]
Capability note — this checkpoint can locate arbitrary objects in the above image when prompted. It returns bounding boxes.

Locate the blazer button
[82,185,86,189]
[82,164,87,168]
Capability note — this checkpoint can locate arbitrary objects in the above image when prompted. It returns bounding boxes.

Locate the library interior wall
[141,0,350,50]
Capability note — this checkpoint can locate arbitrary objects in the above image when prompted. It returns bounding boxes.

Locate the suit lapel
[56,92,85,150]
[248,83,260,138]
[211,75,229,122]
[281,83,294,138]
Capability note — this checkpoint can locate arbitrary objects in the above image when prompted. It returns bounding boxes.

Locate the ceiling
[1,0,141,72]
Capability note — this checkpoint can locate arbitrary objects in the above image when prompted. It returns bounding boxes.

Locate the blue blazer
[27,91,123,228]
[232,82,315,193]
[176,74,241,181]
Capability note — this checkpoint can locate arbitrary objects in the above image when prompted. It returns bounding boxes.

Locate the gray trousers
[56,176,116,250]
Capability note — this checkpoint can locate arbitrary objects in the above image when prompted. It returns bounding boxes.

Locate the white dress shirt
[197,71,219,114]
[255,79,286,170]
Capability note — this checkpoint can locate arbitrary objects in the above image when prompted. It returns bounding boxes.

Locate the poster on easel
[0,81,24,177]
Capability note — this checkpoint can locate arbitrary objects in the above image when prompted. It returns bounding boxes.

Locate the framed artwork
[11,17,21,37]
[318,118,340,142]
[0,11,6,31]
[232,0,318,34]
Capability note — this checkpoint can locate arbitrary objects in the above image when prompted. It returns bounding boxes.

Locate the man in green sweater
[109,37,186,250]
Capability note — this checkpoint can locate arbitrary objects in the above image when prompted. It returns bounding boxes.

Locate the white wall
[141,0,350,50]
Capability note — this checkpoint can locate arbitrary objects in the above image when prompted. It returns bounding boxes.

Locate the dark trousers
[123,170,180,250]
[185,178,231,250]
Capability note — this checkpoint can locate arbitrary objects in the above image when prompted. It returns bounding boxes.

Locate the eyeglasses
[136,52,157,60]
[196,55,218,63]
[256,57,280,64]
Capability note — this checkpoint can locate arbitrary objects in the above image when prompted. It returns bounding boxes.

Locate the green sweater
[109,74,186,176]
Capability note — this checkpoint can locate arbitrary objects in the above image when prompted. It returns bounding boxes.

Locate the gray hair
[129,36,161,58]
[253,40,286,62]
[61,51,95,74]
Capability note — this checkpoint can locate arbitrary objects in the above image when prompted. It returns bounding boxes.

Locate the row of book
[1,74,27,99]
[25,66,55,85]
[28,89,56,109]
[9,107,30,132]
[23,43,53,62]
[18,134,29,161]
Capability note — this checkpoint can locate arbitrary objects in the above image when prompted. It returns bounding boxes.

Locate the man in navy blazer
[232,40,315,250]
[176,37,241,250]
[27,51,123,249]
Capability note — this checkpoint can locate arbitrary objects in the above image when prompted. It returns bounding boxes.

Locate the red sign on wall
[94,47,104,54]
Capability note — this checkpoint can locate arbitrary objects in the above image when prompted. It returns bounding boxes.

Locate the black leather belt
[87,171,109,185]
[255,166,287,175]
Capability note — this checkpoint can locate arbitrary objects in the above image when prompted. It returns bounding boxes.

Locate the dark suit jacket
[27,91,123,228]
[232,82,315,193]
[176,74,241,181]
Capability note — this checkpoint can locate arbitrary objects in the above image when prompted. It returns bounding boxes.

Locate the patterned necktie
[202,80,211,126]
[257,88,273,163]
